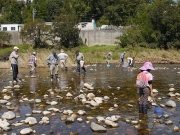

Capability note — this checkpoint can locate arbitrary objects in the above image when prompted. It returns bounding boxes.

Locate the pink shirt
[143,71,153,87]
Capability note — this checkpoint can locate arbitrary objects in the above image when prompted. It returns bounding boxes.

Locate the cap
[61,49,64,53]
[75,50,79,54]
[52,50,56,54]
[32,52,36,55]
[13,46,19,50]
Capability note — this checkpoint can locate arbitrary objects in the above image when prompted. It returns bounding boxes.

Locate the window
[11,27,15,31]
[3,27,7,31]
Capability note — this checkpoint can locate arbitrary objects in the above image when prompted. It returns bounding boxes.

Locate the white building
[77,19,96,30]
[0,24,24,32]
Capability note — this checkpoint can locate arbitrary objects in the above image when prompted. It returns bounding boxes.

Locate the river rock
[107,115,121,122]
[163,114,169,119]
[77,118,83,123]
[1,111,15,120]
[0,100,9,105]
[4,86,12,89]
[32,110,42,114]
[82,98,87,104]
[25,114,32,117]
[35,99,41,103]
[78,94,86,99]
[167,92,175,97]
[165,100,176,108]
[168,84,174,87]
[104,96,110,101]
[39,116,49,124]
[94,97,103,104]
[77,110,86,115]
[25,117,37,125]
[96,116,105,122]
[87,116,95,121]
[2,89,8,93]
[44,94,48,98]
[105,119,119,127]
[14,85,20,89]
[71,113,77,119]
[51,101,58,105]
[65,117,74,123]
[127,104,133,107]
[22,98,29,101]
[152,89,158,93]
[20,128,33,135]
[67,110,73,115]
[90,122,107,132]
[165,120,173,125]
[90,100,99,107]
[173,126,180,132]
[175,93,180,96]
[160,104,165,108]
[66,92,73,97]
[3,95,11,100]
[0,119,10,129]
[131,120,139,124]
[13,122,24,127]
[87,93,95,99]
[169,88,175,92]
[2,126,11,131]
[43,111,51,115]
[84,83,94,90]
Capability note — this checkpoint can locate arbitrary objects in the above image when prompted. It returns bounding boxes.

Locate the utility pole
[32,8,36,21]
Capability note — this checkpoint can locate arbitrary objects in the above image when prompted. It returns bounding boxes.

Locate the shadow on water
[0,64,180,135]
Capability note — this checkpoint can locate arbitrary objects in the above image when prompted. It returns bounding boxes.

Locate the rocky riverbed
[0,64,180,135]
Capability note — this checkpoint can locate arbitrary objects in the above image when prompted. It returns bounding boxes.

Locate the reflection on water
[0,64,180,135]
[30,77,37,93]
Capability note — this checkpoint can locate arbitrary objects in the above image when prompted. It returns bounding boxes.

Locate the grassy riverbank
[0,45,180,69]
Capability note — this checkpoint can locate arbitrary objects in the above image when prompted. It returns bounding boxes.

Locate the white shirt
[58,53,68,60]
[127,57,133,65]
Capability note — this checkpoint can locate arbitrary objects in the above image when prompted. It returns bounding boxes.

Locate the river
[0,64,179,135]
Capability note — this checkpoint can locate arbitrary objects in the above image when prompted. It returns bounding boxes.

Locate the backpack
[136,72,148,88]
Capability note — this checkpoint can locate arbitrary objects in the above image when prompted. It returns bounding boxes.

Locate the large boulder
[25,117,37,125]
[20,128,33,135]
[165,100,176,108]
[90,122,107,132]
[1,111,15,120]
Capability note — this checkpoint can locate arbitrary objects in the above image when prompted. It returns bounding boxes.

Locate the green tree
[51,13,80,48]
[116,26,145,48]
[0,0,23,24]
[21,19,51,48]
[0,31,12,47]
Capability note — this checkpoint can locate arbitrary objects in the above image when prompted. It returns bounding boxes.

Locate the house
[0,24,24,32]
[77,19,96,30]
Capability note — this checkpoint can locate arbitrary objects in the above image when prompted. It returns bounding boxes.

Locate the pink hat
[140,62,155,70]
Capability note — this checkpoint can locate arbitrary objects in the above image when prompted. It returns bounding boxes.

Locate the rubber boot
[139,104,143,113]
[142,104,148,114]
[50,75,53,82]
[55,74,59,81]
[65,67,67,71]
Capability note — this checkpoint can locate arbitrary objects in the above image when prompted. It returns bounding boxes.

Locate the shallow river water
[0,64,180,135]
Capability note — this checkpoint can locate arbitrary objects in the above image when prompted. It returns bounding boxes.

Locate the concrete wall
[8,30,123,46]
[80,30,123,46]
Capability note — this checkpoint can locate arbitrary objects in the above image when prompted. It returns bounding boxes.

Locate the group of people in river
[105,51,135,67]
[9,46,86,82]
[9,46,154,118]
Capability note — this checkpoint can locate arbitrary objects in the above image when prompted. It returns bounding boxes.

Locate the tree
[51,13,80,48]
[0,0,23,24]
[0,31,12,47]
[21,19,51,48]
